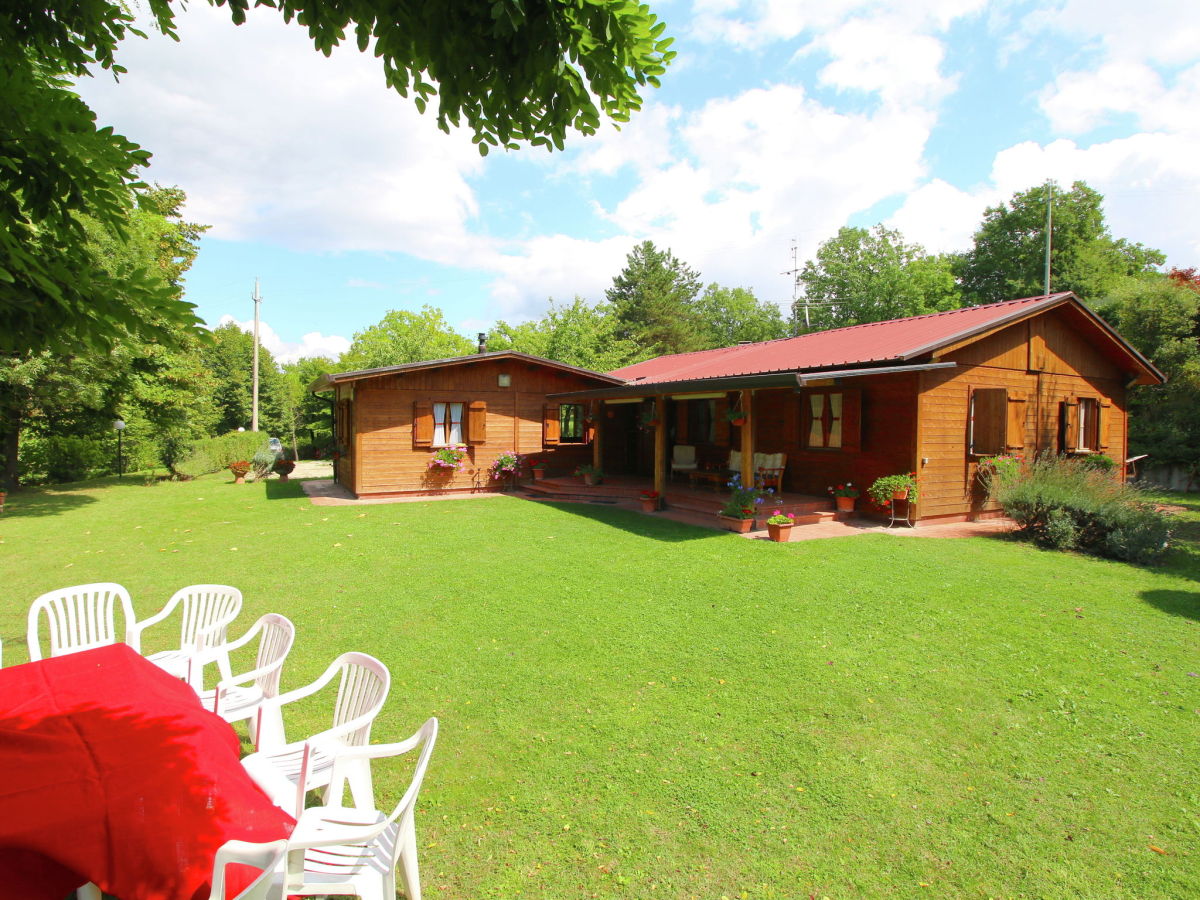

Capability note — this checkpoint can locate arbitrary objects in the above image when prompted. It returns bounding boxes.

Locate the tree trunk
[0,408,20,492]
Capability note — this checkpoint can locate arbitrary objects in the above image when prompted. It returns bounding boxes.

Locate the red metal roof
[610,294,1074,384]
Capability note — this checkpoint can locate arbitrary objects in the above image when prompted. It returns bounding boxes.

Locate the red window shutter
[841,389,862,453]
[468,400,487,444]
[970,388,1007,456]
[1005,391,1027,451]
[1061,400,1079,452]
[543,405,560,446]
[413,401,433,447]
[1097,399,1111,450]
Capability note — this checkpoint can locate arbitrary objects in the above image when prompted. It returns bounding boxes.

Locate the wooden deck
[520,474,839,525]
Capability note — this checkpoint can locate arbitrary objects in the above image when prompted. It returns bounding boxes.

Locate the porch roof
[548,361,958,402]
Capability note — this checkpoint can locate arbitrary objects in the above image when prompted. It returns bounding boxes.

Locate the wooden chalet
[309,352,623,497]
[549,292,1164,524]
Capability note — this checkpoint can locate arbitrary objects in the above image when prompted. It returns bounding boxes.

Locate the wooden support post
[654,395,666,496]
[592,401,602,470]
[740,389,754,487]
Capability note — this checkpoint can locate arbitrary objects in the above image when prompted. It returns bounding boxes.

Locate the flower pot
[892,489,909,500]
[234,475,245,484]
[531,469,545,481]
[583,474,601,486]
[717,514,754,533]
[766,521,793,542]
[278,474,289,482]
[835,496,855,513]
[640,498,658,513]
[729,417,746,427]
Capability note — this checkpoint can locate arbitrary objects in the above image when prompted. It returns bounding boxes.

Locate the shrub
[1073,453,1118,474]
[988,454,1172,564]
[176,432,268,479]
[251,449,278,480]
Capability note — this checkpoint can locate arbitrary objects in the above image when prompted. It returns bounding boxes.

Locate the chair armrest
[215,656,285,695]
[270,665,340,708]
[126,597,180,645]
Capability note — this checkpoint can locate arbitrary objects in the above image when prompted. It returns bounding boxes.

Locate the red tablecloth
[0,644,294,899]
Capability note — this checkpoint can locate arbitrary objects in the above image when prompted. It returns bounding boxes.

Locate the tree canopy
[956,181,1164,306]
[340,306,476,371]
[1,0,674,354]
[1097,275,1200,469]
[606,241,706,356]
[794,225,962,331]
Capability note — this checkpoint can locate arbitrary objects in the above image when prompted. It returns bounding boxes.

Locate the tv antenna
[782,239,808,330]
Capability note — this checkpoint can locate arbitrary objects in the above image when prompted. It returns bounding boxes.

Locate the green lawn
[2,475,1198,899]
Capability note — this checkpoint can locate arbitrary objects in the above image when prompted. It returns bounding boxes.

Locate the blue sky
[78,0,1200,362]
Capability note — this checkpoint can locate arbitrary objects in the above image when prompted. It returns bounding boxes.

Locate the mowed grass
[2,475,1198,899]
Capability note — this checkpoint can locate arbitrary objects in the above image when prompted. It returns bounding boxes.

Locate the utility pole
[782,239,808,331]
[1043,181,1054,296]
[251,277,262,432]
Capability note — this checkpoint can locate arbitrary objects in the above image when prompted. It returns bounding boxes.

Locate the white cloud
[802,15,956,107]
[218,315,350,364]
[884,134,1200,267]
[79,3,483,258]
[1025,0,1200,67]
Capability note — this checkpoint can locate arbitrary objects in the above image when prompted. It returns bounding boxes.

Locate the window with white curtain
[432,402,464,447]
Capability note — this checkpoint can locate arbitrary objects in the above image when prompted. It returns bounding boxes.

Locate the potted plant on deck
[765,509,796,542]
[717,474,767,533]
[489,452,521,490]
[575,464,603,486]
[867,472,919,509]
[528,459,547,481]
[228,460,250,484]
[638,489,660,513]
[828,482,860,514]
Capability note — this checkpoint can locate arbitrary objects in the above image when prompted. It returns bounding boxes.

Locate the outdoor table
[0,643,294,899]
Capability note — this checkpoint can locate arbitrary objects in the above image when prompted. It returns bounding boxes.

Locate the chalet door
[602,406,635,475]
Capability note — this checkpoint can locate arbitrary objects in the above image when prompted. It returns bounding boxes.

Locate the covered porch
[521,473,839,526]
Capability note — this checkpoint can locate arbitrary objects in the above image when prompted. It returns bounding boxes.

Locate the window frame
[558,403,586,444]
[431,401,465,448]
[803,390,844,450]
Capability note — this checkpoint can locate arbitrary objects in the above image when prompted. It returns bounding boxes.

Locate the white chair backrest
[728,450,742,472]
[252,613,296,698]
[331,652,391,746]
[208,839,287,900]
[387,717,438,851]
[27,583,134,661]
[323,717,439,866]
[672,445,696,465]
[755,452,785,470]
[169,584,242,649]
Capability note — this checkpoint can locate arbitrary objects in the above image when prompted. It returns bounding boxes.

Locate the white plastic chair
[670,444,698,479]
[127,585,242,689]
[207,839,287,900]
[27,583,136,661]
[222,718,438,900]
[241,652,391,818]
[197,614,296,745]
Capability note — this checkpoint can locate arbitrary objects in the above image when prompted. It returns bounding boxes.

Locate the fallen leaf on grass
[1149,845,1168,855]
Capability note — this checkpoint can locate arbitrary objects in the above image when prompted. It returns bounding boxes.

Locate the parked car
[267,437,283,455]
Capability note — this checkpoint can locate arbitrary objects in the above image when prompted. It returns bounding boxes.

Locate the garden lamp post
[113,419,126,478]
